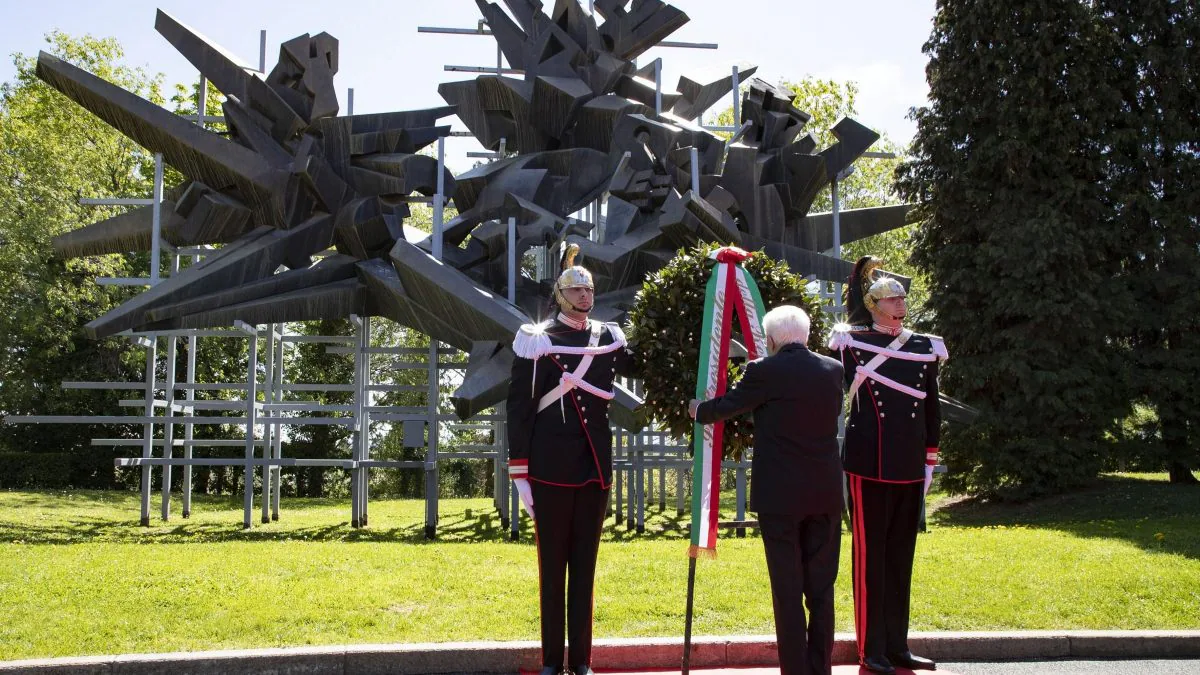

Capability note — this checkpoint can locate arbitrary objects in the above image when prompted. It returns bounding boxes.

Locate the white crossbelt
[850,329,924,404]
[537,321,616,419]
[844,338,938,362]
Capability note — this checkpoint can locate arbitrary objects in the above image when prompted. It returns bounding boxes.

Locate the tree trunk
[1168,460,1198,484]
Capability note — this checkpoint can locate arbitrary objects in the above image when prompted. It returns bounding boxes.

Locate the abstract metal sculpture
[36,0,908,429]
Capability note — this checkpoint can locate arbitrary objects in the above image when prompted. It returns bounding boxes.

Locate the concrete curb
[2,631,1198,674]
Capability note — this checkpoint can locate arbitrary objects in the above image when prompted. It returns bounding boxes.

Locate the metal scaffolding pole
[159,255,180,522]
[138,336,157,527]
[271,325,286,521]
[360,316,372,527]
[260,323,275,525]
[182,312,198,518]
[350,314,364,528]
[240,322,260,529]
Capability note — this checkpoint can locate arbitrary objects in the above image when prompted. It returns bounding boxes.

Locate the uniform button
[583,417,589,423]
[880,413,886,418]
[911,413,917,418]
[581,405,587,411]
[914,402,919,407]
[878,402,884,407]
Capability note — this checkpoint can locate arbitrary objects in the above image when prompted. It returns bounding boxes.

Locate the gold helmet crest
[555,243,594,290]
[553,243,593,312]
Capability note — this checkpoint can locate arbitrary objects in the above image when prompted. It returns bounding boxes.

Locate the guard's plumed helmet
[553,243,593,312]
[846,256,908,325]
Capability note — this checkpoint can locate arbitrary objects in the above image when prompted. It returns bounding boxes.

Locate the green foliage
[1098,0,1200,484]
[627,243,829,459]
[0,33,167,454]
[0,450,121,489]
[897,0,1135,498]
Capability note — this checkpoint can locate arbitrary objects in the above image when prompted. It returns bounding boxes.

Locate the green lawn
[0,473,1197,660]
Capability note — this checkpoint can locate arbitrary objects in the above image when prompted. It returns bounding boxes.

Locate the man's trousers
[845,474,923,661]
[759,512,841,675]
[530,481,609,668]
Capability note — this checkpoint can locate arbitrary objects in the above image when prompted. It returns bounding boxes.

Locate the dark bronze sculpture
[36,1,909,427]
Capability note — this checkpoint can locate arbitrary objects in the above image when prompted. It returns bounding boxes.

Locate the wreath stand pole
[682,555,698,674]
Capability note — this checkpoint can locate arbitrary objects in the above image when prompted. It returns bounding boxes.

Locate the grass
[0,473,1197,660]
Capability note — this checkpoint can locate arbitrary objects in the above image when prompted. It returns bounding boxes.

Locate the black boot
[570,666,594,675]
[888,651,937,671]
[860,655,897,674]
[539,668,561,675]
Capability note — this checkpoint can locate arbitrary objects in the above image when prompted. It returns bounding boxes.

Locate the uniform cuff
[925,447,939,466]
[509,459,528,478]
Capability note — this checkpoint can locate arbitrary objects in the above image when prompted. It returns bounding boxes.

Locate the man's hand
[513,477,535,520]
[688,399,701,420]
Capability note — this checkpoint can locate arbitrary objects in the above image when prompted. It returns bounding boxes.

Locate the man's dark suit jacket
[696,342,845,516]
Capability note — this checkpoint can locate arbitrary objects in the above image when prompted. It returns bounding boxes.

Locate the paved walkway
[1,631,1197,674]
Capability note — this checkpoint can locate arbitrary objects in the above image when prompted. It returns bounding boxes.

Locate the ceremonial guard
[829,256,947,675]
[506,244,635,675]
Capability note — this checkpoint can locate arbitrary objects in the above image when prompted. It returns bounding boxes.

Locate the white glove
[923,464,934,496]
[513,477,535,521]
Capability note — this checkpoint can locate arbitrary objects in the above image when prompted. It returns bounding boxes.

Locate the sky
[0,0,937,172]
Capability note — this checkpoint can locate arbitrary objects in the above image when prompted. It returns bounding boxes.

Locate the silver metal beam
[444,65,522,74]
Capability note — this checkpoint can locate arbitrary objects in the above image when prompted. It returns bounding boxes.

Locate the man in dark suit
[507,245,634,675]
[688,305,845,675]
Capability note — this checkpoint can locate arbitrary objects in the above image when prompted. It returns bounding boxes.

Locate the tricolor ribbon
[688,246,767,559]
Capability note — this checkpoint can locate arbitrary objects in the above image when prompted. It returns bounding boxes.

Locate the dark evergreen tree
[1099,0,1200,484]
[896,0,1131,497]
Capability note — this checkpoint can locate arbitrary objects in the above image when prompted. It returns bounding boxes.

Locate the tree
[0,33,167,460]
[896,0,1132,498]
[1098,0,1200,483]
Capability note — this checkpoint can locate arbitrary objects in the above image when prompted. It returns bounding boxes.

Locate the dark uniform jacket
[695,343,845,516]
[506,317,634,488]
[836,327,943,483]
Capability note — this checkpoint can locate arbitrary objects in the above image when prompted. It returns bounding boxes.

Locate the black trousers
[846,475,923,661]
[530,481,609,667]
[759,512,841,675]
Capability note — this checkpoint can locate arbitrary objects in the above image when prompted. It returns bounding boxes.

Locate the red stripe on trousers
[852,475,867,661]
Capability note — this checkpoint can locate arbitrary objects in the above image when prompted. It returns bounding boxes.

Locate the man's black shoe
[888,651,937,671]
[860,655,896,674]
[539,667,561,675]
[570,667,594,675]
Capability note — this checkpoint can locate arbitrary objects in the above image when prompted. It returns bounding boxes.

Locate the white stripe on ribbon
[733,267,766,357]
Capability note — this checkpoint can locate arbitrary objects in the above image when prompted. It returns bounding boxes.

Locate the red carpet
[520,662,960,667]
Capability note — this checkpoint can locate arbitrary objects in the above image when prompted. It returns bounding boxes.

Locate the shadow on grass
[929,474,1200,560]
[0,492,717,546]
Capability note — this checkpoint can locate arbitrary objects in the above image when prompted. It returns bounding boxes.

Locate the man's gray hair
[762,305,811,347]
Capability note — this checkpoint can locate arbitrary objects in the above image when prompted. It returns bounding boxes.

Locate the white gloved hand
[923,464,934,497]
[513,477,535,521]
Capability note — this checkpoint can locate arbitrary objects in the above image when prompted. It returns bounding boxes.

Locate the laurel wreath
[626,243,830,460]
